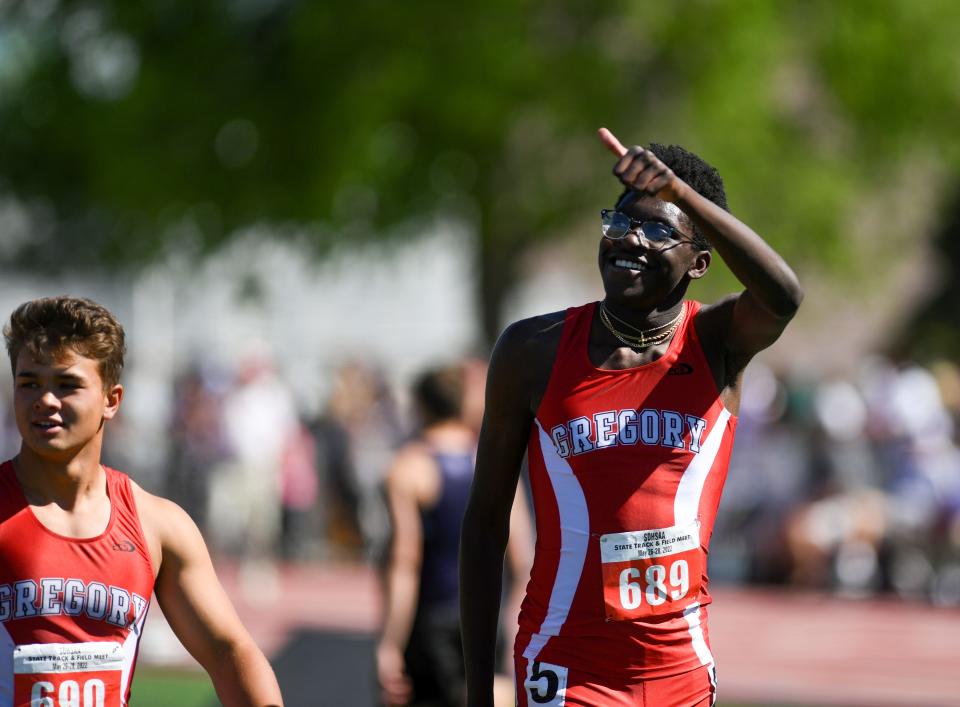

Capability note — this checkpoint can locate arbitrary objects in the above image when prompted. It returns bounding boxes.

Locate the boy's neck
[13,442,107,508]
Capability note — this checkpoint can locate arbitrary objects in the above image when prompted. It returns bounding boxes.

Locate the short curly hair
[4,296,126,389]
[616,143,728,251]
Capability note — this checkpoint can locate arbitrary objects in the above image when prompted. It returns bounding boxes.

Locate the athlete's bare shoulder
[497,310,566,358]
[492,310,567,415]
[693,294,738,349]
[130,481,202,575]
[130,480,186,525]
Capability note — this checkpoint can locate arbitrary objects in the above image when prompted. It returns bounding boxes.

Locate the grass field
[130,668,215,706]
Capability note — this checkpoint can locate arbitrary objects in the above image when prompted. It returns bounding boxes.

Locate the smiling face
[598,193,710,309]
[13,347,122,463]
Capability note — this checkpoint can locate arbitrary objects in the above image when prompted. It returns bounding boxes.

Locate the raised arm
[141,492,283,706]
[461,322,539,707]
[599,127,803,356]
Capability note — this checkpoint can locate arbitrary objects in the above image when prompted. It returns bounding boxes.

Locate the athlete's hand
[377,642,413,706]
[598,127,688,204]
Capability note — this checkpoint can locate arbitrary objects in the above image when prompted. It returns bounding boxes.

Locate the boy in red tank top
[461,129,803,707]
[0,296,283,706]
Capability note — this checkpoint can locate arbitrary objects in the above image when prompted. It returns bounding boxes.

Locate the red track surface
[141,562,960,706]
[709,586,960,706]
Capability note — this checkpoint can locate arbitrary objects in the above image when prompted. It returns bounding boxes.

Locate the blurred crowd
[154,356,413,565]
[714,356,960,606]
[1,351,958,607]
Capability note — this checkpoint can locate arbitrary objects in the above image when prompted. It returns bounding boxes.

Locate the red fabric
[515,660,716,707]
[515,301,737,688]
[0,461,155,705]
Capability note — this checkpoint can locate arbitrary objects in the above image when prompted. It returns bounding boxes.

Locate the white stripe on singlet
[522,420,590,663]
[674,407,731,527]
[675,408,729,700]
[683,603,718,704]
[119,601,150,703]
[682,602,714,667]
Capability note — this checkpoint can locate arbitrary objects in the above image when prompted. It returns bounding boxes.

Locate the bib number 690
[618,558,689,609]
[31,679,106,707]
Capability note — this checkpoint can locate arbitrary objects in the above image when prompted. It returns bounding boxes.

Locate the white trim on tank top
[522,420,590,662]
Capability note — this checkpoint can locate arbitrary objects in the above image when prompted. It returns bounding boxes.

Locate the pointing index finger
[598,127,628,158]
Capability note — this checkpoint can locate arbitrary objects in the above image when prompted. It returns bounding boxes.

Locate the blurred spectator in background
[165,357,324,562]
[0,385,20,460]
[460,356,490,437]
[208,350,299,570]
[279,419,321,559]
[712,355,960,605]
[314,361,403,560]
[307,394,362,559]
[784,373,887,591]
[863,358,960,603]
[377,363,532,707]
[710,362,813,585]
[166,365,229,532]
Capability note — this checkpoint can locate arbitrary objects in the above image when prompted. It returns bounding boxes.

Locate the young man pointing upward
[461,128,802,706]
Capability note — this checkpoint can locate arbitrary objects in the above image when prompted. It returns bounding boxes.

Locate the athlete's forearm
[674,185,803,317]
[379,563,420,654]
[460,511,508,707]
[208,639,283,706]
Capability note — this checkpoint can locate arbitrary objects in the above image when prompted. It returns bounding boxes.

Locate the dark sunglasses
[600,209,694,244]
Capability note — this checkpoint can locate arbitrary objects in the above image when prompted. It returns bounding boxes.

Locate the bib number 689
[618,558,689,609]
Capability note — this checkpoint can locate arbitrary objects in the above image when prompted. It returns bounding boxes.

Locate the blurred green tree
[1,0,959,348]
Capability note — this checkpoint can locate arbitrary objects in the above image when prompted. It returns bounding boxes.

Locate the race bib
[523,659,567,706]
[600,521,703,620]
[14,642,124,707]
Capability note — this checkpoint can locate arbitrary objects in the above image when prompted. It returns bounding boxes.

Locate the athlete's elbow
[781,282,804,318]
[769,286,803,320]
[776,266,804,316]
[760,274,803,320]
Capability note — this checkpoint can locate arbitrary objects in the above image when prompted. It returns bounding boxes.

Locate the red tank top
[516,300,737,692]
[0,461,155,706]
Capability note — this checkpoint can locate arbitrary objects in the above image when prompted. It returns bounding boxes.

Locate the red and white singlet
[515,301,737,705]
[0,461,154,707]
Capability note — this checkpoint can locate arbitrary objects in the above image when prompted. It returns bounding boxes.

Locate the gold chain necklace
[602,301,684,336]
[598,301,684,350]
